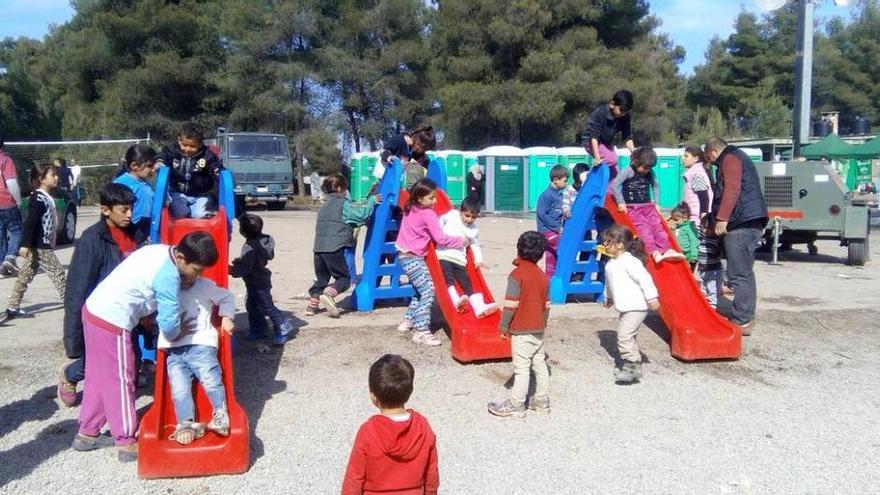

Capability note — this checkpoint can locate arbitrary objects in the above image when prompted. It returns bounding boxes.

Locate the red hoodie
[341,410,439,495]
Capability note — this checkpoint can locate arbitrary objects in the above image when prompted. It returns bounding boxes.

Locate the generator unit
[754,160,871,266]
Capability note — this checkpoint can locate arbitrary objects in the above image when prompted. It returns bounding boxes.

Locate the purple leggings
[627,203,671,255]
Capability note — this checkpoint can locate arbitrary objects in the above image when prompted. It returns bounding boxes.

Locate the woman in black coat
[466,164,485,206]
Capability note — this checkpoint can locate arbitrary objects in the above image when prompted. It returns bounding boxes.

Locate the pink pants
[77,307,138,446]
[598,144,619,177]
[627,203,671,255]
[543,231,560,277]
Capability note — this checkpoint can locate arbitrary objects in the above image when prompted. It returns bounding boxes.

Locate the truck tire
[58,204,77,245]
[847,238,868,266]
[267,200,286,211]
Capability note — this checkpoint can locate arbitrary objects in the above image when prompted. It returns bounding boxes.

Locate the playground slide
[603,195,742,361]
[139,169,249,478]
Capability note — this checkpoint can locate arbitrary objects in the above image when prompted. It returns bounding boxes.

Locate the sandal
[169,421,206,445]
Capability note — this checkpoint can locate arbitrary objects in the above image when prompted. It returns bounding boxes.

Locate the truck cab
[208,131,292,210]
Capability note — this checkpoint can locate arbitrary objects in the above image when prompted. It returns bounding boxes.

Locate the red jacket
[341,410,439,495]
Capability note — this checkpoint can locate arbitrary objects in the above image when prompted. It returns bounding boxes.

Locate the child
[395,179,465,346]
[561,162,590,220]
[230,213,294,345]
[536,165,569,277]
[437,196,498,317]
[584,90,635,176]
[341,354,439,495]
[307,174,381,317]
[601,225,660,385]
[0,133,23,277]
[488,231,550,417]
[159,276,235,445]
[668,202,699,268]
[0,163,66,323]
[698,217,723,308]
[372,126,437,183]
[113,143,156,238]
[155,123,222,219]
[611,146,685,264]
[72,232,218,462]
[682,146,713,222]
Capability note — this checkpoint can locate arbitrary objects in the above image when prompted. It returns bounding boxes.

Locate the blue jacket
[536,186,564,234]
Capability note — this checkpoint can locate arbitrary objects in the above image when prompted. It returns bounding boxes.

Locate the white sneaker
[411,331,442,347]
[396,320,413,333]
[319,293,340,318]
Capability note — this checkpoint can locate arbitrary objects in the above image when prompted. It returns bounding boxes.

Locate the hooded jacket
[230,234,275,290]
[341,410,439,495]
[156,142,222,197]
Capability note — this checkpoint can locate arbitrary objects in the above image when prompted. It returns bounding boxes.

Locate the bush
[80,166,121,205]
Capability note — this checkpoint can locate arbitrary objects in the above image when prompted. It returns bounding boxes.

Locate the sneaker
[396,319,413,333]
[117,443,138,463]
[0,260,17,277]
[411,331,442,347]
[528,395,551,414]
[305,305,319,316]
[57,364,78,407]
[4,308,33,320]
[455,295,469,310]
[476,303,500,318]
[207,409,230,437]
[487,399,526,418]
[614,361,641,385]
[739,321,754,336]
[320,293,340,318]
[168,421,206,445]
[279,319,295,337]
[71,433,115,451]
[273,333,288,346]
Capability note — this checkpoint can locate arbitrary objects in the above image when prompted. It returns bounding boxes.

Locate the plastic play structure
[602,193,742,361]
[354,159,510,362]
[138,167,250,478]
[548,163,611,304]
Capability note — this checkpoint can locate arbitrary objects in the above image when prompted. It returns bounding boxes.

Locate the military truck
[208,131,293,210]
[755,160,871,266]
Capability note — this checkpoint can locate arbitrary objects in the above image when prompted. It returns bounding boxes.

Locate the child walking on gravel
[0,162,66,324]
[488,231,551,418]
[395,179,465,347]
[601,225,660,385]
[230,213,294,345]
[160,276,235,445]
[342,354,439,495]
[306,174,381,318]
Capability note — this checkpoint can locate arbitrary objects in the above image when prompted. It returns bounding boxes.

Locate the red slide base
[138,209,250,478]
[400,190,511,362]
[603,196,741,361]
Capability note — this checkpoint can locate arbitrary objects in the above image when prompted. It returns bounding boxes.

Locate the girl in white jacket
[600,225,660,384]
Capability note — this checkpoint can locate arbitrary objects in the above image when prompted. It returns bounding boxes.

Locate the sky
[0,0,858,75]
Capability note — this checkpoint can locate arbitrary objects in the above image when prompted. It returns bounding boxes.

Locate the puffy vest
[712,146,768,230]
[314,194,354,253]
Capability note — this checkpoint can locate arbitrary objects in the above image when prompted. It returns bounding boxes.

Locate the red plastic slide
[138,208,250,478]
[603,196,741,361]
[417,190,510,362]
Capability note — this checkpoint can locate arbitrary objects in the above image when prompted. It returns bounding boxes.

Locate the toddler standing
[601,225,659,385]
[698,217,723,308]
[395,179,465,347]
[536,165,569,277]
[436,196,498,317]
[611,146,685,264]
[668,202,700,268]
[488,231,550,418]
[1,162,66,323]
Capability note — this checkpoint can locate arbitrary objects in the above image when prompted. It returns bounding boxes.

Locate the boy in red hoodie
[488,231,550,418]
[342,354,439,495]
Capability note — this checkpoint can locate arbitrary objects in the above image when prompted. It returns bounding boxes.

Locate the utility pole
[792,0,814,158]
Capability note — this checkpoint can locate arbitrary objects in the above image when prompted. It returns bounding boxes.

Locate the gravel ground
[1,207,878,494]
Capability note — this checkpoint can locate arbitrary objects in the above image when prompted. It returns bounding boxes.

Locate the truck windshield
[227,135,288,159]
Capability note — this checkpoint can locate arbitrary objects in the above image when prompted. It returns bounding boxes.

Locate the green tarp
[801,133,854,159]
[850,136,880,159]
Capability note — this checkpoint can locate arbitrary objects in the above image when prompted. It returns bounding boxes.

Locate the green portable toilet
[557,146,593,171]
[436,150,466,205]
[741,147,764,163]
[478,146,527,212]
[525,147,559,210]
[617,147,632,169]
[351,151,378,202]
[653,147,683,209]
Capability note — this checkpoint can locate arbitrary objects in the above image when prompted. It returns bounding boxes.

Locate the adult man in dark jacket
[58,184,147,407]
[705,137,768,335]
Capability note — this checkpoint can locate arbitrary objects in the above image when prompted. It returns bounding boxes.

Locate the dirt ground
[1,206,878,494]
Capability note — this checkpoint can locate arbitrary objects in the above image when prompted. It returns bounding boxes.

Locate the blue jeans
[724,227,763,325]
[166,344,226,422]
[0,206,22,262]
[169,192,215,219]
[246,287,287,335]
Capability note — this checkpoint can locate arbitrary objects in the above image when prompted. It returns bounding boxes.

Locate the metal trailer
[755,160,871,266]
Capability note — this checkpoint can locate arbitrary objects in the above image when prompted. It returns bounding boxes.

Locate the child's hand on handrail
[220,316,235,335]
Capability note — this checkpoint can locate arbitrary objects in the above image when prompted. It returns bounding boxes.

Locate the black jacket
[21,190,57,249]
[230,234,275,290]
[712,146,768,230]
[62,219,147,358]
[156,142,222,197]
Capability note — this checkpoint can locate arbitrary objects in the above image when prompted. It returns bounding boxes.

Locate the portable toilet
[525,146,559,210]
[478,146,527,212]
[653,147,683,209]
[436,150,467,205]
[350,152,372,202]
[616,147,632,169]
[557,146,592,170]
[740,147,764,163]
